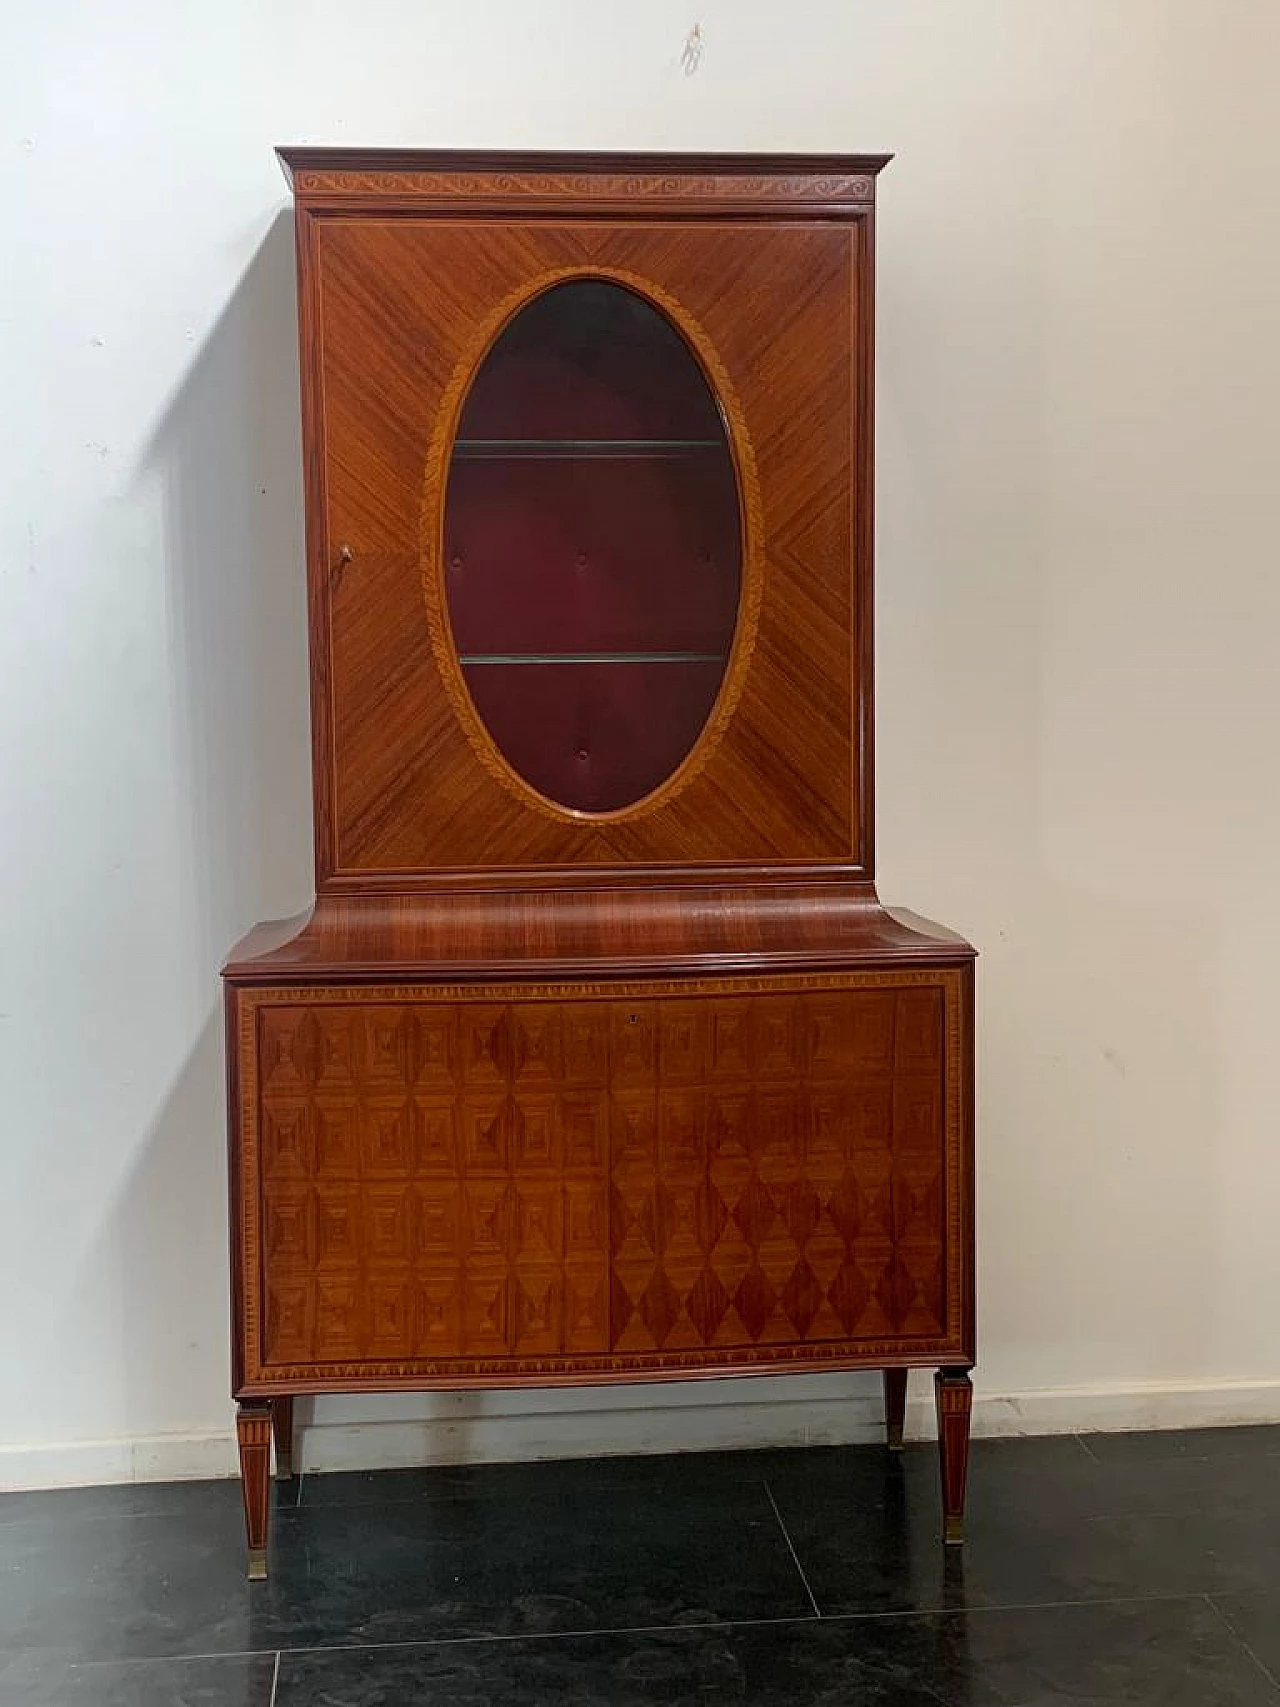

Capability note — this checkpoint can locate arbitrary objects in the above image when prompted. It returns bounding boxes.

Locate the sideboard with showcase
[223,149,977,1579]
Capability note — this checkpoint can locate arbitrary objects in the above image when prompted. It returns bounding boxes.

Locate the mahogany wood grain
[224,893,974,983]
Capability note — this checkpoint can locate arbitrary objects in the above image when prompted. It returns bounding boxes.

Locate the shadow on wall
[94,212,314,1457]
[145,207,313,978]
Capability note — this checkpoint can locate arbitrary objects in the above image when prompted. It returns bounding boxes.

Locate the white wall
[3,0,1279,1485]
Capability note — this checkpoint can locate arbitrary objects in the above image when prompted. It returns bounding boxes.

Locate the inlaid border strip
[293,170,876,205]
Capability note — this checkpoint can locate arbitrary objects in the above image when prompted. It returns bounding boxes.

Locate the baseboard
[0,1431,243,1490]
[3,1375,1279,1491]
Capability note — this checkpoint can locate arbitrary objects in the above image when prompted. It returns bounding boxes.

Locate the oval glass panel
[442,279,742,814]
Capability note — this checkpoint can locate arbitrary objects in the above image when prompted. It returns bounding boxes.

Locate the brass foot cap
[247,1548,267,1581]
[887,1431,905,1453]
[943,1516,965,1546]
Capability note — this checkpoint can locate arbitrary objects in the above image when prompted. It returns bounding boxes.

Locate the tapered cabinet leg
[883,1369,908,1452]
[271,1396,295,1480]
[934,1369,973,1545]
[236,1403,273,1580]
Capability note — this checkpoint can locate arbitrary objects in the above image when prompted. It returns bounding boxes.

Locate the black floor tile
[0,1650,276,1706]
[1213,1594,1280,1691]
[1068,1449,1280,1520]
[5,1425,1280,1699]
[274,1598,1280,1706]
[298,1444,797,1510]
[304,1435,1280,1529]
[0,1472,809,1664]
[0,1475,298,1529]
[793,1434,1280,1524]
[947,1433,1096,1472]
[0,1502,251,1666]
[1081,1425,1280,1464]
[769,1448,1280,1614]
[764,1436,1093,1508]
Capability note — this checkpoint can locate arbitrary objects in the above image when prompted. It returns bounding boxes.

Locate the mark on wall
[681,22,703,76]
[1102,1045,1129,1079]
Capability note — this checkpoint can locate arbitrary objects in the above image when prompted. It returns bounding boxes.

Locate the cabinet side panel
[294,207,339,885]
[226,984,249,1395]
[957,961,977,1361]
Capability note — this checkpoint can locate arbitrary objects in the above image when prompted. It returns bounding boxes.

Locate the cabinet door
[249,999,612,1376]
[610,987,953,1357]
[307,216,865,877]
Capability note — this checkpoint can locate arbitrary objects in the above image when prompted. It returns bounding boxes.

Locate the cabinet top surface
[276,146,893,186]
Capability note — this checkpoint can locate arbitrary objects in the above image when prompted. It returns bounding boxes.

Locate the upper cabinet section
[287,152,886,885]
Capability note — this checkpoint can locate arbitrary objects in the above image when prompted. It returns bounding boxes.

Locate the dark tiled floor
[2,1426,1279,1704]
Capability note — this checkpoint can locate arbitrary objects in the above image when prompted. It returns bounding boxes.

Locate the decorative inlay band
[240,969,958,1007]
[294,170,876,204]
[245,1337,964,1387]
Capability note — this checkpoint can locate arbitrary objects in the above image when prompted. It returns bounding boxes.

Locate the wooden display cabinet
[224,149,976,1579]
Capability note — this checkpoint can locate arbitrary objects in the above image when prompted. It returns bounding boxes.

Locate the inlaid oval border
[420,265,766,826]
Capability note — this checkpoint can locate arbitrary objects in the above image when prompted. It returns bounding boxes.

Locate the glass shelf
[452,438,723,460]
[460,651,725,666]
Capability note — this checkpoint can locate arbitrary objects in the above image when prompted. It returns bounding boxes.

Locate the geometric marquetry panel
[609,987,947,1354]
[254,985,948,1369]
[258,1001,612,1366]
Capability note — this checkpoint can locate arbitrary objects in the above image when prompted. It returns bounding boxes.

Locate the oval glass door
[442,278,742,814]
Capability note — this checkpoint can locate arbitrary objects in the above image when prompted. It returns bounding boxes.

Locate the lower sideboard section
[228,969,973,1390]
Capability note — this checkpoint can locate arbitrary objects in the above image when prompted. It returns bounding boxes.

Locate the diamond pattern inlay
[686,1268,732,1341]
[609,986,948,1352]
[782,1179,822,1246]
[781,1258,823,1338]
[731,1175,777,1245]
[259,1001,610,1365]
[734,1264,779,1338]
[257,985,949,1367]
[693,1180,730,1249]
[828,1261,874,1336]
[638,1268,682,1346]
